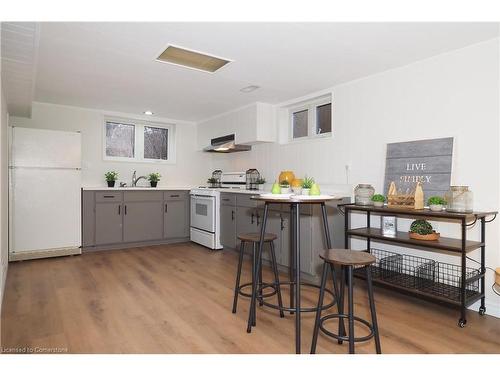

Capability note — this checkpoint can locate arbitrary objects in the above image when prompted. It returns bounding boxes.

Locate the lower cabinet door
[164,199,189,239]
[123,201,164,243]
[95,202,123,245]
[220,205,236,249]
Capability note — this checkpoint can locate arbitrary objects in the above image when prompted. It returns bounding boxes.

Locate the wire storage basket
[211,170,222,188]
[363,248,480,303]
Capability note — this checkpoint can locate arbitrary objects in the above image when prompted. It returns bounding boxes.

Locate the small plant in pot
[371,194,386,207]
[105,171,118,188]
[301,176,314,195]
[148,172,161,188]
[280,180,291,194]
[409,219,440,241]
[256,177,266,191]
[207,177,219,188]
[427,196,446,212]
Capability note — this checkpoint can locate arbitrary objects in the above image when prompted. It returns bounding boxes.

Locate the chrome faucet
[131,170,147,187]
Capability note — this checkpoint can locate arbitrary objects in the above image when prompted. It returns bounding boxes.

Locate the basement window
[289,95,332,141]
[104,117,176,164]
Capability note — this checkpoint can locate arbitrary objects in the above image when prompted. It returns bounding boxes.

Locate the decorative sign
[384,137,453,201]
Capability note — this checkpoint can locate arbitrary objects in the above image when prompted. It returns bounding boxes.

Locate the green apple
[271,182,281,194]
[310,183,321,196]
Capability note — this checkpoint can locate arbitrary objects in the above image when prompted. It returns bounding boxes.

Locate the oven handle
[190,194,216,199]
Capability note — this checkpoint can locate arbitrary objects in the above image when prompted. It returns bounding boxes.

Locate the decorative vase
[278,171,295,185]
[302,188,310,196]
[280,187,291,194]
[445,186,473,213]
[150,181,158,188]
[107,180,115,188]
[373,201,384,207]
[354,184,375,205]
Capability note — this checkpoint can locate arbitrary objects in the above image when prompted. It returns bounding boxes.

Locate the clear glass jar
[445,186,473,213]
[354,184,375,206]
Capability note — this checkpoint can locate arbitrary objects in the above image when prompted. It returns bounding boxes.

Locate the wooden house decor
[387,181,425,210]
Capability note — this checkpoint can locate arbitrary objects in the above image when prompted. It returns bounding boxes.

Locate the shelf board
[354,267,482,307]
[347,227,483,253]
[343,204,497,221]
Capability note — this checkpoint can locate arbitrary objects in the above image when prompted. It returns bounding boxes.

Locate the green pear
[310,183,321,196]
[271,182,281,194]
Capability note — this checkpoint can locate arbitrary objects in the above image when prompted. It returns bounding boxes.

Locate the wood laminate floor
[2,243,500,354]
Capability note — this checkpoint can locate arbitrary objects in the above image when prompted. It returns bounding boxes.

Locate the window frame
[289,95,332,142]
[103,116,176,164]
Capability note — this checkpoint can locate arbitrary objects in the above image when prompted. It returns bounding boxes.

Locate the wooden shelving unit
[340,204,497,327]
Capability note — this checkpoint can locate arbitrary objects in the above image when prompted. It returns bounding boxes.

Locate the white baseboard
[9,246,81,261]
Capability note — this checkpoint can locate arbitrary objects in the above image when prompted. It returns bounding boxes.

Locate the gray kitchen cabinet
[123,201,164,243]
[95,201,123,245]
[220,204,236,249]
[235,205,257,251]
[164,198,189,239]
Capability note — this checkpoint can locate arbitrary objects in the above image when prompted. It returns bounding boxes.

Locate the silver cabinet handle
[280,216,285,230]
[231,210,234,221]
[251,212,255,224]
[118,205,121,215]
[124,205,127,215]
[165,203,168,213]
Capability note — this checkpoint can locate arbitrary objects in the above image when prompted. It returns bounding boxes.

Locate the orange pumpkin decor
[278,171,296,184]
[291,179,303,188]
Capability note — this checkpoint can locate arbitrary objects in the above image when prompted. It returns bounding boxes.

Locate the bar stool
[232,232,285,322]
[310,249,381,354]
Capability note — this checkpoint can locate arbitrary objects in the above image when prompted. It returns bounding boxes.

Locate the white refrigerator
[9,127,82,261]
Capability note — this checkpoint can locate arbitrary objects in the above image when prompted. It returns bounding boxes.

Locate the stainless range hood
[203,134,251,153]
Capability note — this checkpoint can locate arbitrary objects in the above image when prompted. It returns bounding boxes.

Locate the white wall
[0,74,9,340]
[10,102,208,187]
[207,38,500,317]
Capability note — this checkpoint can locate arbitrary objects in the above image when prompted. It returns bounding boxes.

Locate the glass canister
[354,184,375,206]
[445,186,473,213]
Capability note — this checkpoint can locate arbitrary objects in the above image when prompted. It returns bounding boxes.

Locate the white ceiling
[3,22,499,121]
[1,22,39,117]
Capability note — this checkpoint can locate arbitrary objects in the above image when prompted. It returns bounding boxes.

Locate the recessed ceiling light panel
[143,110,154,115]
[240,85,260,93]
[156,45,232,73]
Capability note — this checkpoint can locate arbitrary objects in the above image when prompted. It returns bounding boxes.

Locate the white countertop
[82,186,193,191]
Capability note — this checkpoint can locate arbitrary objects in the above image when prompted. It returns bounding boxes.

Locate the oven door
[190,194,216,233]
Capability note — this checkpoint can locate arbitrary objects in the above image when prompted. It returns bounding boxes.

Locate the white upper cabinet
[197,102,276,150]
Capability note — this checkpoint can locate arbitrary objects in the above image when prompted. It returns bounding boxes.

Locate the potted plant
[409,219,440,241]
[301,176,314,195]
[427,196,446,211]
[280,180,291,194]
[148,172,161,188]
[207,177,219,188]
[105,171,118,188]
[256,177,266,191]
[371,194,386,207]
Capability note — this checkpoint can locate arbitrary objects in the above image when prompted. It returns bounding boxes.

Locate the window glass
[144,126,168,160]
[292,110,308,138]
[316,103,331,134]
[105,122,135,158]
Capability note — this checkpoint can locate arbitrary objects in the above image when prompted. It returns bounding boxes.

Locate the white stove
[189,171,249,250]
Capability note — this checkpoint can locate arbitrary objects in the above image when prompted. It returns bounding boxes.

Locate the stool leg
[347,265,355,354]
[337,266,346,345]
[232,241,245,313]
[251,242,257,326]
[310,262,329,354]
[269,241,285,318]
[258,242,264,307]
[366,266,381,354]
[330,263,346,343]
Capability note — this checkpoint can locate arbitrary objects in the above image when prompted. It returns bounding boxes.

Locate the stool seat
[237,232,278,242]
[320,249,375,266]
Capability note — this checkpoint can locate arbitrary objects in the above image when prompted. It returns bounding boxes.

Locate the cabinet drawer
[124,191,163,202]
[95,191,123,202]
[164,190,188,201]
[236,194,263,208]
[220,193,236,206]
